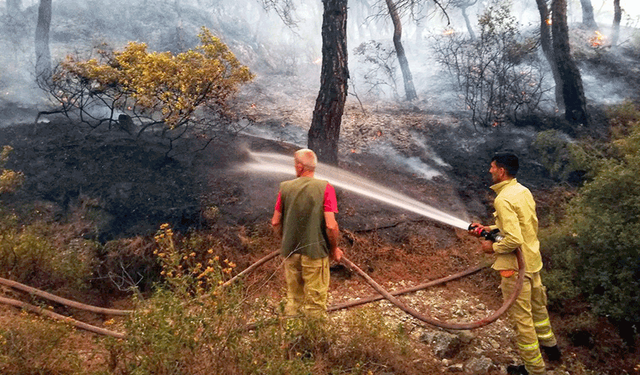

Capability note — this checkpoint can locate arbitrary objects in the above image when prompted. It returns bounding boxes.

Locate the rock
[420,330,461,358]
[447,363,465,372]
[464,356,493,374]
[456,330,476,344]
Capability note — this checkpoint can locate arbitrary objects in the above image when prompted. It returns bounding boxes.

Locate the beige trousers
[501,271,557,375]
[283,254,330,318]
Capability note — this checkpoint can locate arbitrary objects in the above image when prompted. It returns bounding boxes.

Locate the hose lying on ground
[242,248,525,331]
[0,277,132,316]
[0,295,125,339]
[339,248,525,330]
[0,276,130,338]
[0,247,525,336]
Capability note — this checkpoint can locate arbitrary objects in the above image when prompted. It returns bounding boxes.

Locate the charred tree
[35,0,52,80]
[452,0,477,40]
[535,0,563,108]
[308,0,349,165]
[579,0,598,30]
[611,0,622,46]
[552,0,589,125]
[384,0,417,101]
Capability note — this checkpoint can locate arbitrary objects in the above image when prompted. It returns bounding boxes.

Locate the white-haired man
[271,149,343,318]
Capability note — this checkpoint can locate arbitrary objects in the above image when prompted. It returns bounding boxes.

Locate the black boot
[507,364,529,375]
[541,344,562,362]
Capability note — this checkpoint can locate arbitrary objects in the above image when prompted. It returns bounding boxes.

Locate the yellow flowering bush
[0,146,24,195]
[46,27,253,134]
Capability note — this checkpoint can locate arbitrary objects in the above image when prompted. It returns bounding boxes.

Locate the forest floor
[1,53,640,374]
[0,30,640,374]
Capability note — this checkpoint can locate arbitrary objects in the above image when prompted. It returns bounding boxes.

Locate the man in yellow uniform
[271,149,343,318]
[470,153,561,375]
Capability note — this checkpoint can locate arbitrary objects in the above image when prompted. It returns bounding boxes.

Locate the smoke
[1,0,639,118]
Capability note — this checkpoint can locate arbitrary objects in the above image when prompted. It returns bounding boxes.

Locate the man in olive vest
[470,153,561,375]
[271,149,342,318]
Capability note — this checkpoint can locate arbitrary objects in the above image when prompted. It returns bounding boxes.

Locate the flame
[589,30,606,47]
[546,18,552,25]
[443,28,455,36]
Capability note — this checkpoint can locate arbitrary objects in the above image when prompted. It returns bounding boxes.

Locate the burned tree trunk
[611,0,622,46]
[552,0,589,125]
[535,0,563,108]
[579,0,598,30]
[460,5,476,40]
[452,0,477,40]
[35,0,52,81]
[308,0,349,165]
[384,0,417,101]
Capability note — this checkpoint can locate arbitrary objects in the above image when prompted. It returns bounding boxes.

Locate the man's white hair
[294,149,317,171]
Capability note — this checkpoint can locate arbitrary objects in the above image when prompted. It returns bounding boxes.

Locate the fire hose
[0,238,524,336]
[0,276,129,339]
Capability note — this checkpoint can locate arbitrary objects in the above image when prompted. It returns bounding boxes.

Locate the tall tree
[308,0,349,165]
[35,0,52,80]
[552,0,589,125]
[535,0,563,108]
[384,0,417,101]
[611,0,622,46]
[579,0,598,30]
[452,0,477,40]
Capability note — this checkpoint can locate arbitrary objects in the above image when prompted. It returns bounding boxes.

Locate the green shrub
[0,146,24,195]
[532,129,592,182]
[539,225,581,306]
[0,211,95,291]
[0,314,84,375]
[545,102,640,324]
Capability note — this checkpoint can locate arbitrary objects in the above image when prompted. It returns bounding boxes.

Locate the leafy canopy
[52,27,253,130]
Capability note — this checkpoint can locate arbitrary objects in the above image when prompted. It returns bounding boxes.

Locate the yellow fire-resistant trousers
[501,271,557,375]
[283,254,330,318]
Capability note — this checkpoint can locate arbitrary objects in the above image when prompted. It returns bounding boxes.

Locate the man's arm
[271,210,282,240]
[492,198,524,253]
[324,211,342,261]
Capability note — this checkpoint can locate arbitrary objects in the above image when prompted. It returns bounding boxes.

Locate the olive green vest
[279,177,330,259]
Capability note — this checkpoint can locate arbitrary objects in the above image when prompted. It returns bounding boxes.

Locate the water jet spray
[243,151,470,230]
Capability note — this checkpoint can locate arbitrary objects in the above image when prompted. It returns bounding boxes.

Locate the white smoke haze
[1,0,639,121]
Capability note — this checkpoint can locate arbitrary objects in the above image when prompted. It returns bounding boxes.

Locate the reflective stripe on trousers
[501,271,555,375]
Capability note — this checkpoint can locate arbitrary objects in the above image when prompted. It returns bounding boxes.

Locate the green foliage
[0,146,24,194]
[432,0,546,127]
[532,130,593,182]
[0,214,96,290]
[0,314,84,375]
[542,102,640,323]
[45,27,253,135]
[539,224,581,306]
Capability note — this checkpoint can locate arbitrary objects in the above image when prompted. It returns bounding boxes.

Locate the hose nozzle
[468,224,504,243]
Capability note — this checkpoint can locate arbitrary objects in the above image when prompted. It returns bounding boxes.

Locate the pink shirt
[275,183,338,213]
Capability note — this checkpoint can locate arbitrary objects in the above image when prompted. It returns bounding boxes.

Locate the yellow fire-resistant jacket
[488,178,543,273]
